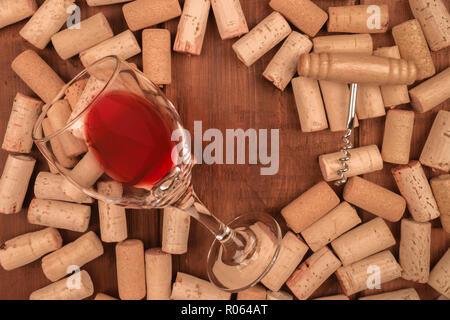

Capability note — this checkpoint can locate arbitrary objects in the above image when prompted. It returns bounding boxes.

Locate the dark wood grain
[0,0,448,300]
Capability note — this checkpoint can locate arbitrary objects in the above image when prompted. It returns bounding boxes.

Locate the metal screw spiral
[335,83,358,186]
[335,128,354,186]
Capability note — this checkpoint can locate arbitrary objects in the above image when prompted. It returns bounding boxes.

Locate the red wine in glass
[84,90,176,189]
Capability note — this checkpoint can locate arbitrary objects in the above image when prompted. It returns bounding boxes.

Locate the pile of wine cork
[0,0,449,301]
[275,0,450,294]
[0,0,197,299]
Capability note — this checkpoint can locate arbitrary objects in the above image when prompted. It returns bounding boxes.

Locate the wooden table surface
[0,0,449,300]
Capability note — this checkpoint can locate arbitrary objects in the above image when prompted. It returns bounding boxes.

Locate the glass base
[206,213,282,292]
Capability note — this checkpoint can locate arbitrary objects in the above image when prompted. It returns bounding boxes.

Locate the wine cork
[2,93,42,153]
[261,231,309,292]
[409,0,450,52]
[428,248,450,299]
[263,32,313,91]
[19,0,75,50]
[145,248,171,300]
[328,5,389,33]
[420,110,450,172]
[87,0,131,6]
[298,53,418,85]
[97,181,127,243]
[400,219,431,283]
[80,30,141,68]
[109,66,145,97]
[281,181,340,233]
[392,161,440,222]
[430,175,450,233]
[171,272,232,300]
[30,270,93,300]
[266,290,293,300]
[313,34,373,54]
[47,100,87,157]
[359,288,420,300]
[65,79,88,110]
[301,202,362,252]
[237,284,267,300]
[34,172,93,204]
[286,247,341,300]
[42,118,77,170]
[331,217,396,266]
[11,50,65,103]
[392,19,436,81]
[355,85,386,120]
[335,250,402,296]
[373,46,410,108]
[269,0,327,37]
[51,13,113,60]
[211,0,248,40]
[94,293,118,300]
[410,67,450,113]
[116,239,146,300]
[319,81,359,132]
[319,145,383,182]
[0,228,62,271]
[142,29,171,85]
[232,12,291,67]
[28,199,91,232]
[123,0,181,31]
[174,0,210,55]
[70,76,106,124]
[343,177,406,222]
[291,77,328,133]
[0,154,35,214]
[381,110,415,164]
[315,295,349,300]
[162,207,191,255]
[60,150,104,202]
[42,231,104,282]
[0,0,37,29]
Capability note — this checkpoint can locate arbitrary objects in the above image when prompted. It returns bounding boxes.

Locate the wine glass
[32,56,281,292]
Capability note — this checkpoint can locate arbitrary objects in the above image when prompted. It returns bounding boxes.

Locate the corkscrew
[335,83,358,186]
[297,53,418,184]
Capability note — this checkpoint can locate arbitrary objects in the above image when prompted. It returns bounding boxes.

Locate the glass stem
[172,185,255,265]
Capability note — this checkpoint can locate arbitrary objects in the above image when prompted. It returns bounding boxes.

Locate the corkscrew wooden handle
[298,53,417,85]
